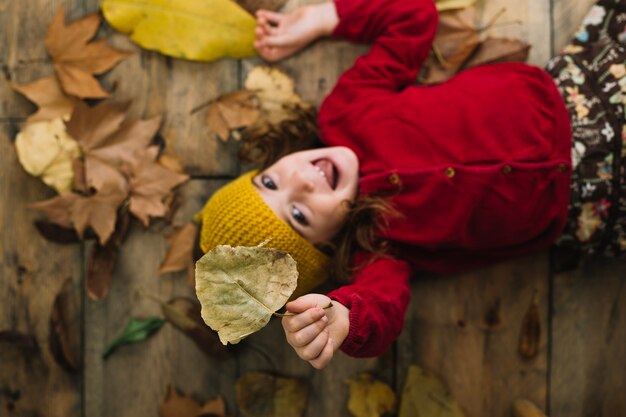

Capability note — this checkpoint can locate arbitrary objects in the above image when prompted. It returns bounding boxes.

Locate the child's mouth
[312,158,338,190]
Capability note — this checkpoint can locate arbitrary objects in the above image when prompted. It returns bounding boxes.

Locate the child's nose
[290,171,315,194]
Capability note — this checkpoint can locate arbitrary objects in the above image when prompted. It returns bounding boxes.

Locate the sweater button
[388,173,401,185]
[445,167,455,178]
[502,165,512,174]
[558,163,568,172]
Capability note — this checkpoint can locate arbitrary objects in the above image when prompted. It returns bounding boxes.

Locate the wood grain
[550,257,626,417]
[396,253,550,417]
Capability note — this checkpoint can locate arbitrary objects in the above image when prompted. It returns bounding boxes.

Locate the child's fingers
[296,329,329,361]
[282,307,325,333]
[256,9,284,26]
[286,294,330,314]
[286,316,328,347]
[261,34,293,47]
[308,337,334,369]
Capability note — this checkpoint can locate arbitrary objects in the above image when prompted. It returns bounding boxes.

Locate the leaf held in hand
[49,278,81,372]
[44,7,129,98]
[346,373,397,417]
[399,366,465,417]
[103,317,165,359]
[205,90,260,142]
[15,117,81,193]
[236,372,308,417]
[195,244,298,345]
[12,76,78,122]
[101,0,257,62]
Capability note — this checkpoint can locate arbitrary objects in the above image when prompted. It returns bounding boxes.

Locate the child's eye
[291,206,308,226]
[261,175,277,190]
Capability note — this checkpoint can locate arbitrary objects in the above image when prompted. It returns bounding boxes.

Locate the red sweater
[322,0,572,357]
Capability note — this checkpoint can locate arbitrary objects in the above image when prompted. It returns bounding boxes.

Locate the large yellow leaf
[101,0,257,62]
[399,366,465,417]
[346,373,397,417]
[195,244,298,345]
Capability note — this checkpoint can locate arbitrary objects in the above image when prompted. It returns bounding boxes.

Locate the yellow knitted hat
[197,170,330,298]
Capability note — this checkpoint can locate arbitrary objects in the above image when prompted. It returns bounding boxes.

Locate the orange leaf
[159,222,198,274]
[44,7,129,98]
[12,76,78,122]
[197,395,226,416]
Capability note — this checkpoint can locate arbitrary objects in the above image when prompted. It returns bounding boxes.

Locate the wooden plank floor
[2,0,625,416]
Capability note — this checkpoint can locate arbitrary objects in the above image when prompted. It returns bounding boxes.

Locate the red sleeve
[327,255,411,357]
[329,0,438,92]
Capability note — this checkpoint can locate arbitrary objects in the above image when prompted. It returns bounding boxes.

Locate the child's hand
[254,3,339,62]
[281,293,350,369]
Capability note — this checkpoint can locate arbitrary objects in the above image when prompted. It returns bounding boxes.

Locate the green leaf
[101,0,257,62]
[102,317,165,359]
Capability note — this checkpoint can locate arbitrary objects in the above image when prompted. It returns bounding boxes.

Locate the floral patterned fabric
[546,0,626,267]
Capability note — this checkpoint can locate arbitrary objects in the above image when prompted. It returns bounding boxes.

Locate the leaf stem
[273,302,333,317]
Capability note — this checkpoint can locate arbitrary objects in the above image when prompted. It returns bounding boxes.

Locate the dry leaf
[198,395,227,417]
[158,153,186,174]
[463,37,530,68]
[160,223,198,274]
[235,0,286,15]
[127,152,189,226]
[15,117,81,193]
[160,386,201,417]
[86,243,117,300]
[518,291,541,359]
[101,0,257,62]
[44,7,129,98]
[236,372,308,417]
[435,0,476,12]
[399,366,465,417]
[346,373,397,417]
[420,7,480,85]
[205,90,260,142]
[160,297,230,359]
[12,76,77,122]
[513,399,548,417]
[49,278,81,372]
[244,67,304,125]
[195,244,298,345]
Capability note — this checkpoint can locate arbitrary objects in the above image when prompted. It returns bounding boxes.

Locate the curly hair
[238,105,399,282]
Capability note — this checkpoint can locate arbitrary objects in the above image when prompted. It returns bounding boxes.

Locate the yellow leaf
[15,118,81,193]
[101,0,257,62]
[195,244,298,345]
[244,66,304,125]
[399,366,465,417]
[346,373,397,417]
[435,0,476,12]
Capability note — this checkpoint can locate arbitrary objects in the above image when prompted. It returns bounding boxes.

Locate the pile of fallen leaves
[12,8,189,300]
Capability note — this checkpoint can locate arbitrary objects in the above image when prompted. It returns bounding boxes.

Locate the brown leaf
[158,153,186,174]
[34,220,81,244]
[160,386,202,417]
[72,158,88,193]
[30,193,76,229]
[86,242,117,300]
[160,223,198,274]
[71,181,128,243]
[513,399,548,417]
[518,291,541,359]
[198,396,227,417]
[234,0,286,16]
[205,90,260,142]
[420,7,480,84]
[49,278,81,372]
[161,297,230,359]
[12,76,78,122]
[463,37,530,68]
[236,372,308,417]
[44,7,129,98]
[127,152,189,226]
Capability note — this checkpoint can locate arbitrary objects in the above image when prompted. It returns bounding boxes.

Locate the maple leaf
[44,7,129,99]
[205,90,260,142]
[127,151,189,226]
[30,181,127,244]
[12,76,78,122]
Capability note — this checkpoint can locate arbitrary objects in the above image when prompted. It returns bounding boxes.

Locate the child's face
[252,146,359,245]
